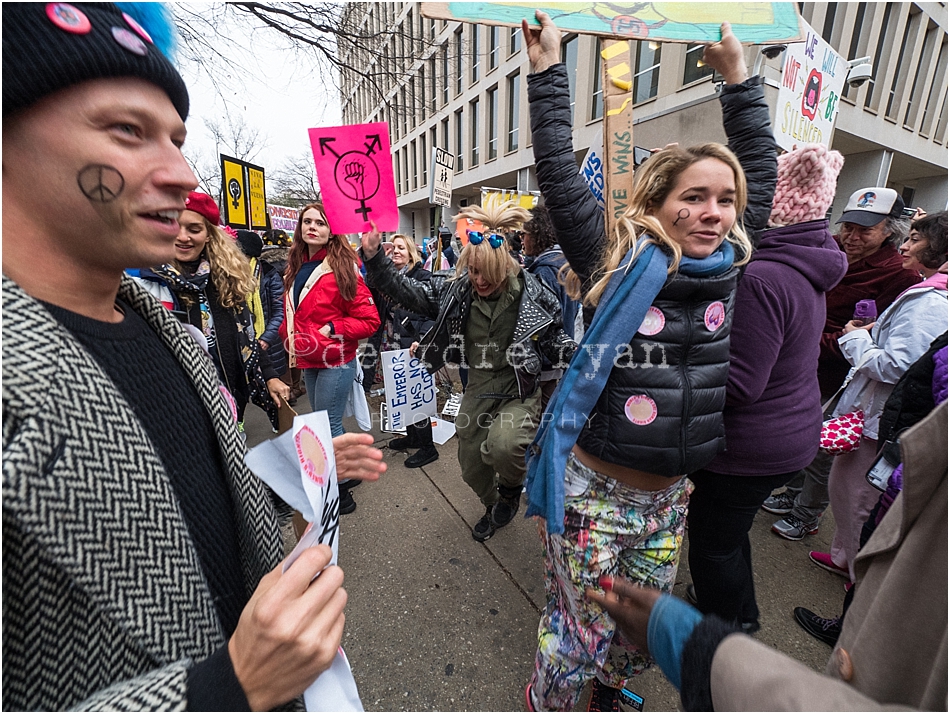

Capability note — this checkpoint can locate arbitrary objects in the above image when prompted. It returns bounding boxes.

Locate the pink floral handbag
[819,352,873,455]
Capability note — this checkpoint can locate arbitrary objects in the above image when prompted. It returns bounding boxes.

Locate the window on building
[471,25,480,83]
[455,28,464,95]
[442,43,450,105]
[918,35,947,135]
[489,26,499,70]
[470,97,480,166]
[409,74,417,128]
[683,43,713,85]
[487,85,498,160]
[821,2,838,42]
[507,72,520,151]
[886,11,919,119]
[406,8,414,56]
[429,56,437,111]
[394,150,401,195]
[411,139,418,190]
[400,87,408,136]
[442,118,450,155]
[560,34,578,122]
[633,41,662,103]
[844,3,869,100]
[591,38,604,120]
[455,109,464,171]
[421,134,428,186]
[402,146,409,194]
[509,26,521,55]
[904,23,939,128]
[865,2,894,110]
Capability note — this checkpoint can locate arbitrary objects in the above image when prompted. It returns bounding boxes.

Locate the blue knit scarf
[525,239,736,534]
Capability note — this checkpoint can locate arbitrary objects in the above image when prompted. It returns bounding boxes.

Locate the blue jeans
[304,358,357,437]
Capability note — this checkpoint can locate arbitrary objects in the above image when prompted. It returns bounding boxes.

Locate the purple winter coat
[708,219,849,476]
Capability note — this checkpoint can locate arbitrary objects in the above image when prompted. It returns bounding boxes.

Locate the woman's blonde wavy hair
[454,201,528,288]
[175,220,257,311]
[565,143,752,307]
[392,233,422,268]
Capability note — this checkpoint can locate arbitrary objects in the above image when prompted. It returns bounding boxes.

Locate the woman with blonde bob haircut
[135,191,289,430]
[521,13,777,711]
[360,199,576,542]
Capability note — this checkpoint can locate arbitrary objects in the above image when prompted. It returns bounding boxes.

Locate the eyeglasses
[467,231,506,249]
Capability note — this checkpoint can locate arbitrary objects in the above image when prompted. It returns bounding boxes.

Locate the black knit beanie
[236,230,264,259]
[2,2,189,120]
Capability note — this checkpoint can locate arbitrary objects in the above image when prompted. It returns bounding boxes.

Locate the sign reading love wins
[309,122,399,235]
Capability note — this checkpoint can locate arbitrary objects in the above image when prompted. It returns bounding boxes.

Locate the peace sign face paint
[77,164,125,203]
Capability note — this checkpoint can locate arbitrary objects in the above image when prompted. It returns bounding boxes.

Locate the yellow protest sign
[247,164,268,230]
[220,155,249,228]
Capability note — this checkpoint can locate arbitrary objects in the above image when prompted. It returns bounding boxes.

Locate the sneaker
[472,507,496,542]
[491,488,522,528]
[772,514,820,541]
[524,683,538,712]
[761,491,795,515]
[793,607,841,646]
[808,551,849,578]
[587,679,620,712]
[339,489,356,515]
[404,445,439,468]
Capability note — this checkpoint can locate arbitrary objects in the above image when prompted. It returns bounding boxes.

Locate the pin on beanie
[2,2,189,120]
[768,144,844,228]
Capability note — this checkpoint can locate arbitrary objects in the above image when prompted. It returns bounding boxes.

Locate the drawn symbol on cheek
[673,208,690,226]
[78,165,125,203]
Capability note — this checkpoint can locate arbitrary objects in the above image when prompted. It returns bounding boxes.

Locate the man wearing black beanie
[2,3,382,710]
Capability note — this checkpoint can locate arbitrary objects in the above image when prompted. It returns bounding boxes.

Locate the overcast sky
[173,3,342,183]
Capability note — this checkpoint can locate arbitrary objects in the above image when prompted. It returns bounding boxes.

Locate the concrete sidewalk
[245,402,846,712]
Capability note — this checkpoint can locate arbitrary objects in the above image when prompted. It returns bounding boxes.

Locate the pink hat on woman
[768,144,844,228]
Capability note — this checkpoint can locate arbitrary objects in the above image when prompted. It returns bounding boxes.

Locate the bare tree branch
[268,152,321,206]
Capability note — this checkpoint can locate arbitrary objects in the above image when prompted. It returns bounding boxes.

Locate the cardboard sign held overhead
[421,3,803,44]
[308,122,398,234]
[247,166,268,230]
[773,19,848,152]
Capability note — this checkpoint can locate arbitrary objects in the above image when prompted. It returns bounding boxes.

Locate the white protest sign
[773,19,847,152]
[268,204,299,232]
[579,146,606,210]
[381,348,437,431]
[429,146,454,207]
[243,410,363,711]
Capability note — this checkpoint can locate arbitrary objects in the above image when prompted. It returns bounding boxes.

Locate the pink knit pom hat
[768,144,844,227]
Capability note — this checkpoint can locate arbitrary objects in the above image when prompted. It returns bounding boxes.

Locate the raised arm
[526,11,607,293]
[704,22,777,245]
[360,228,442,320]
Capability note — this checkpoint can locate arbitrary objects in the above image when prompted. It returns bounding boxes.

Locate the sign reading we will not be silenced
[381,349,436,432]
[773,19,847,153]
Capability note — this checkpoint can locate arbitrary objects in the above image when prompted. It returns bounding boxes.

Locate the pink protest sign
[308,122,398,234]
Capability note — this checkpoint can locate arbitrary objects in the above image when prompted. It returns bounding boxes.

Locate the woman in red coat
[281,203,380,442]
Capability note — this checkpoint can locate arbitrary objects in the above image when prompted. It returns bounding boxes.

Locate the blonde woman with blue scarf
[522,14,775,711]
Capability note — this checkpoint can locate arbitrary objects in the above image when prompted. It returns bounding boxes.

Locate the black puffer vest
[528,63,775,477]
[576,266,739,475]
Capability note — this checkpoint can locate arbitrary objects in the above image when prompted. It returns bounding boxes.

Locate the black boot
[404,420,438,467]
[389,420,425,451]
[339,488,356,515]
[405,445,439,468]
[492,485,523,528]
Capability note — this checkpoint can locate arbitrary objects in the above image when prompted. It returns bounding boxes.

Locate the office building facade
[340,3,948,239]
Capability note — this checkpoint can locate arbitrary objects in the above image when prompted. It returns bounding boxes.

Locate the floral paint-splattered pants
[529,453,691,711]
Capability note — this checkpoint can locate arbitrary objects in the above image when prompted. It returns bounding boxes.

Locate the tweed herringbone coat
[2,275,284,710]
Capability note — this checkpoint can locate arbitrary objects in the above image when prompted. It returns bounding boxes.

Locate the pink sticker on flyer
[295,426,328,486]
[625,395,658,426]
[704,301,726,331]
[637,306,666,336]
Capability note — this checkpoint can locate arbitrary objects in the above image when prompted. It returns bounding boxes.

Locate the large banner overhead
[421,3,803,43]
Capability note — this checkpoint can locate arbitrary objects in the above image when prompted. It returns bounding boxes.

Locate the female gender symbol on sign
[319,134,382,221]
